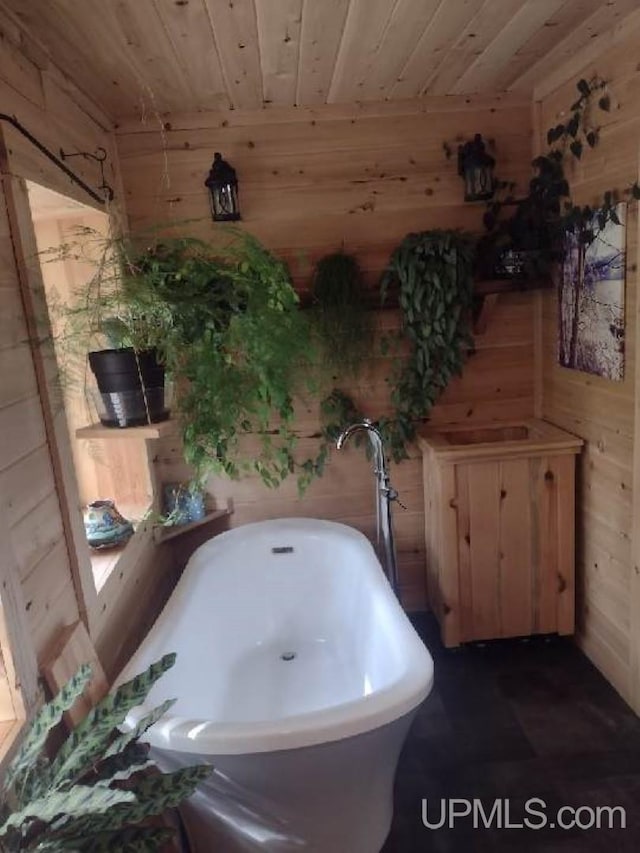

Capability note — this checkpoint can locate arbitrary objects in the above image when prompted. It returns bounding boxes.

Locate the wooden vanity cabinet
[418,419,583,647]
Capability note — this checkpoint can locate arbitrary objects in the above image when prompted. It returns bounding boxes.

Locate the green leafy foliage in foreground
[56,229,316,489]
[0,654,209,852]
[54,223,475,488]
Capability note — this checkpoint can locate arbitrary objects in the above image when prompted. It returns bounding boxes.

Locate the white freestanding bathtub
[119,518,434,852]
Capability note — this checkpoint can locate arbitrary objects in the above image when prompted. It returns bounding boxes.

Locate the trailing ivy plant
[556,78,640,243]
[0,653,209,852]
[479,76,640,277]
[318,231,475,464]
[294,388,366,494]
[310,251,370,377]
[378,230,475,460]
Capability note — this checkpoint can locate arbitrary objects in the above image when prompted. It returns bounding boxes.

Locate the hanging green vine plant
[54,229,318,490]
[310,251,370,377]
[478,75,640,278]
[378,230,475,460]
[318,230,475,465]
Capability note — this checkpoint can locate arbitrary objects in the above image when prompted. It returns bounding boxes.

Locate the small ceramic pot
[163,484,206,526]
[83,500,134,549]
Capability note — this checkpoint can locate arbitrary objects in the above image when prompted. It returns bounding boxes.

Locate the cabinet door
[456,454,576,642]
[459,461,501,641]
[458,459,535,641]
[498,458,534,638]
[532,454,575,636]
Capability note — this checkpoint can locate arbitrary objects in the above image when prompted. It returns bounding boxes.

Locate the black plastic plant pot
[88,348,169,428]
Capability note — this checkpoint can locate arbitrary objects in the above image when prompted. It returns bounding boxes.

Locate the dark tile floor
[382,615,640,852]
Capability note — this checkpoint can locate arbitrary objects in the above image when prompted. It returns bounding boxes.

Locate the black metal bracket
[59,146,114,201]
[0,112,114,205]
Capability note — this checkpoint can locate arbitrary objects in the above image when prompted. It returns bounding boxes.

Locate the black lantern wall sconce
[457,134,495,202]
[205,152,241,222]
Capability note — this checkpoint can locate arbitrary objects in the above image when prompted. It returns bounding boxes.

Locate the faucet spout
[335,419,399,595]
[336,418,380,452]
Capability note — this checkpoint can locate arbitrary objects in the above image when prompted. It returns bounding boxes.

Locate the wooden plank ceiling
[1,0,638,120]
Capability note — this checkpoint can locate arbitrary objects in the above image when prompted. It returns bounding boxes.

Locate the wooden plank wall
[0,0,631,115]
[117,94,536,608]
[0,24,174,679]
[0,25,116,662]
[536,35,640,703]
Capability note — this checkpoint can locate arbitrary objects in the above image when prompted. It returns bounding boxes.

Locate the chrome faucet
[336,419,399,594]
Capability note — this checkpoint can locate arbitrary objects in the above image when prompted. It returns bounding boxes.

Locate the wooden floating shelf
[75,420,175,440]
[472,278,552,333]
[474,278,553,296]
[298,277,553,311]
[153,509,231,544]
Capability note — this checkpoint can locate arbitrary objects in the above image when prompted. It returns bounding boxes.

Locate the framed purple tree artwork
[558,202,626,381]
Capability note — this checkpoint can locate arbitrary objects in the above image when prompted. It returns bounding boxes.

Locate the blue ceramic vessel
[83,500,134,549]
[163,483,206,525]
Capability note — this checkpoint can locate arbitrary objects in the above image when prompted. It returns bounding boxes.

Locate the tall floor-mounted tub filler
[119,518,434,852]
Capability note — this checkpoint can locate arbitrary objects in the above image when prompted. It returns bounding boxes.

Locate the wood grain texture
[421,423,581,646]
[296,0,350,105]
[255,0,303,106]
[0,507,39,723]
[350,0,442,102]
[499,458,533,637]
[514,0,640,96]
[0,0,637,118]
[202,0,263,110]
[40,620,109,728]
[152,0,230,111]
[467,461,502,640]
[0,28,179,688]
[534,30,640,708]
[0,159,82,664]
[328,0,415,103]
[424,0,527,97]
[493,0,615,93]
[452,0,567,94]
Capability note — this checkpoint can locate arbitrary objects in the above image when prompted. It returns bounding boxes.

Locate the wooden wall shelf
[76,420,175,440]
[298,278,553,314]
[474,278,553,296]
[472,278,552,333]
[153,509,231,544]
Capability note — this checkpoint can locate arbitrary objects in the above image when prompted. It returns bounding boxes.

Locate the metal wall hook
[59,146,114,201]
[0,113,112,205]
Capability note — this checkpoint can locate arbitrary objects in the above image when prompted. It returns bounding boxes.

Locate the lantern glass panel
[458,134,495,202]
[211,183,239,220]
[465,164,494,202]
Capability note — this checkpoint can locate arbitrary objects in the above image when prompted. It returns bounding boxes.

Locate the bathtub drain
[280,652,296,661]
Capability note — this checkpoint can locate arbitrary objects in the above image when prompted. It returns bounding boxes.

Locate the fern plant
[53,228,316,489]
[0,653,209,852]
[311,252,370,376]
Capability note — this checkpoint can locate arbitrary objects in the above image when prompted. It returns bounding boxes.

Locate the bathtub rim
[122,517,435,756]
